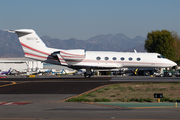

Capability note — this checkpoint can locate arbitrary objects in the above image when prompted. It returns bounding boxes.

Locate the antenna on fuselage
[134,49,137,53]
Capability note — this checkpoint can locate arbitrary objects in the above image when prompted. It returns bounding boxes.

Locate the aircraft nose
[170,61,177,68]
[167,59,177,67]
[172,61,177,66]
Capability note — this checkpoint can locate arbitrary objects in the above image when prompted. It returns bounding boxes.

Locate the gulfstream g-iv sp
[8,29,177,77]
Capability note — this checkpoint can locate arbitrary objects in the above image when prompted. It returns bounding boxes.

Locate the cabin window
[121,57,125,61]
[137,57,141,61]
[112,57,117,60]
[96,57,101,60]
[129,57,133,61]
[105,57,109,60]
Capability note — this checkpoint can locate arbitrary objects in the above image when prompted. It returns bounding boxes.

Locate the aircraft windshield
[157,55,165,58]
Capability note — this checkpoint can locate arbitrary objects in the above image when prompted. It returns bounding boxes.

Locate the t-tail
[8,68,11,72]
[8,29,50,61]
[8,29,81,66]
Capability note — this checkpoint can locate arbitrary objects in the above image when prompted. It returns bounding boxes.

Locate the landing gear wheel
[84,73,91,78]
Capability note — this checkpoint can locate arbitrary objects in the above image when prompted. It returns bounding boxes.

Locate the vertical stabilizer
[8,29,49,61]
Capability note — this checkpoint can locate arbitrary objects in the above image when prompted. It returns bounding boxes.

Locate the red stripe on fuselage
[21,42,84,58]
[21,42,50,55]
[60,51,85,57]
[61,55,84,58]
[25,52,55,60]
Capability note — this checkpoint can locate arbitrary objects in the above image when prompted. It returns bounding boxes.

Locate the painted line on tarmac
[59,83,128,102]
[55,82,69,94]
[59,84,112,102]
[0,81,29,88]
[0,118,44,120]
[0,102,32,105]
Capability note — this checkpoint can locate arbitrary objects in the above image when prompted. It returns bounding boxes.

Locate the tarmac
[0,76,180,119]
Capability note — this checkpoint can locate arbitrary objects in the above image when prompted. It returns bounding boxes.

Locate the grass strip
[66,82,180,102]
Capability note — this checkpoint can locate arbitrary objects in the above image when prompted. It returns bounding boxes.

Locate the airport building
[0,58,43,72]
[0,57,75,75]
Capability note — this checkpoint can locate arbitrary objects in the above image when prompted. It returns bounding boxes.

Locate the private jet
[8,29,177,78]
[0,68,11,75]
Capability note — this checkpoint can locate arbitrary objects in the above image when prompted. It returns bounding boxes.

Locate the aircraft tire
[84,73,91,78]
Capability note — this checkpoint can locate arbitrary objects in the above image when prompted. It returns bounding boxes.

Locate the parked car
[163,72,172,77]
[174,70,180,77]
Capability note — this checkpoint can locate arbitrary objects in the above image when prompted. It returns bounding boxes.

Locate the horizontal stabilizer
[7,29,33,34]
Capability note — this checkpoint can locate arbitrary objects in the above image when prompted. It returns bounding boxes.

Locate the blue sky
[0,0,180,40]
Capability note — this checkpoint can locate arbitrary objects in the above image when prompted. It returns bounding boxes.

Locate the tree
[144,30,176,61]
[171,31,180,64]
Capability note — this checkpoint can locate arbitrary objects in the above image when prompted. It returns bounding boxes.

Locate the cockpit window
[157,55,161,58]
[157,55,165,58]
[161,55,165,58]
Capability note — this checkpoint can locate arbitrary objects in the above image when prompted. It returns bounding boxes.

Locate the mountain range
[0,30,146,58]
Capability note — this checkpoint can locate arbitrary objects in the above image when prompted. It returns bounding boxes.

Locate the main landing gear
[84,68,92,78]
[84,73,91,78]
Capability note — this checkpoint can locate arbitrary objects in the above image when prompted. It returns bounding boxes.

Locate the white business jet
[8,29,177,78]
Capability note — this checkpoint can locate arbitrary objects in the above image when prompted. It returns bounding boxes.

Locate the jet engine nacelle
[60,49,85,61]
